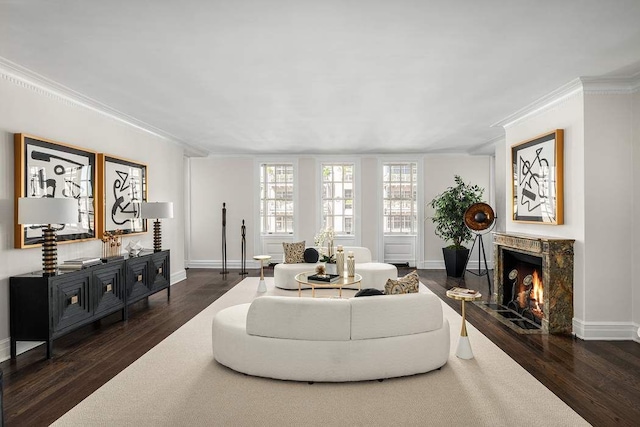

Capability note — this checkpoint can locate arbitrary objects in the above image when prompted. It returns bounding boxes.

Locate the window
[321,163,354,234]
[260,163,294,234]
[383,162,417,233]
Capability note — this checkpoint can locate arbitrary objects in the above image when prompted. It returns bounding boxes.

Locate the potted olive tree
[428,175,484,277]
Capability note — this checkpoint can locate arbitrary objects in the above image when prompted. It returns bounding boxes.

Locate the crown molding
[491,78,584,129]
[0,56,209,157]
[493,72,640,130]
[581,72,640,94]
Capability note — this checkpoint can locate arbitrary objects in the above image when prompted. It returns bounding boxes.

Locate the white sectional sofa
[212,292,450,382]
[273,246,398,291]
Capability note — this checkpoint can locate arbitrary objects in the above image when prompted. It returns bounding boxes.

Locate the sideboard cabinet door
[92,262,126,318]
[50,272,93,336]
[150,251,170,295]
[126,256,152,304]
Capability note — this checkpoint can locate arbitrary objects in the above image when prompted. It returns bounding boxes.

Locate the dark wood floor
[1,267,639,426]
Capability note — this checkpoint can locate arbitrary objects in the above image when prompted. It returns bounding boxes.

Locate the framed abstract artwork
[511,129,564,224]
[98,154,147,237]
[14,133,97,248]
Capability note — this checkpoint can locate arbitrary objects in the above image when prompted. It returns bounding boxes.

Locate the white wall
[188,157,255,267]
[583,93,634,328]
[187,153,492,269]
[493,138,507,233]
[0,70,187,359]
[503,85,640,340]
[633,90,640,337]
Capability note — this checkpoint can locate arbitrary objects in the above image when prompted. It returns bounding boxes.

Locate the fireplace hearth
[486,232,574,334]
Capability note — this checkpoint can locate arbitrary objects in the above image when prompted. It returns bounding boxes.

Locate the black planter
[442,247,470,277]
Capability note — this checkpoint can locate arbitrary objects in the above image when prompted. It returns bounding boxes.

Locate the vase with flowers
[314,227,336,274]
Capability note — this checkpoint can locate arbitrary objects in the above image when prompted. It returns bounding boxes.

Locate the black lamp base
[42,226,58,276]
[153,220,162,252]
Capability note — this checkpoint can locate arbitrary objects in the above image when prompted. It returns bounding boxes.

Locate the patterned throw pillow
[384,271,420,294]
[283,241,305,263]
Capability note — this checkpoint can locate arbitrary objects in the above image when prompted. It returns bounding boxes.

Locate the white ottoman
[357,263,398,290]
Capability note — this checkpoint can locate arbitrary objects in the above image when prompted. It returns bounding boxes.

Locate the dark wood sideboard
[10,250,170,360]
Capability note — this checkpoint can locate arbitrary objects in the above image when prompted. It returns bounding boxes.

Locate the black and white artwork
[102,155,147,235]
[511,130,564,224]
[16,134,96,247]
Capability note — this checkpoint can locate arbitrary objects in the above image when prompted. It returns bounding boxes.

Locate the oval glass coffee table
[295,272,362,298]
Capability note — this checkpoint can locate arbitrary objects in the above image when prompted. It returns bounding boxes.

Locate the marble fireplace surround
[493,232,575,334]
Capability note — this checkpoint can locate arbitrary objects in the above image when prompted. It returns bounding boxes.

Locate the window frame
[320,162,356,236]
[259,162,295,235]
[382,161,418,235]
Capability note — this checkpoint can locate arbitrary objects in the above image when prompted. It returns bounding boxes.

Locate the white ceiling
[1,0,640,156]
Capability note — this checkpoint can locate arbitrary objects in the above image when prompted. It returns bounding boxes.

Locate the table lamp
[17,197,78,276]
[140,202,173,252]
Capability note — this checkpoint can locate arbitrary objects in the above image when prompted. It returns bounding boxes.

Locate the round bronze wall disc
[464,202,495,231]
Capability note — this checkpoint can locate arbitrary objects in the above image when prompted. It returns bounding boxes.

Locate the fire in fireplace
[506,268,543,325]
[500,249,545,328]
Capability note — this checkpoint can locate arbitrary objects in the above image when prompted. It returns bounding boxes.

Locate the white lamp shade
[140,202,174,219]
[18,197,78,225]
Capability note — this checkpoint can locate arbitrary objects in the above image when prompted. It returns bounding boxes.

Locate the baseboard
[171,269,187,285]
[0,337,43,363]
[573,319,640,341]
[187,260,260,269]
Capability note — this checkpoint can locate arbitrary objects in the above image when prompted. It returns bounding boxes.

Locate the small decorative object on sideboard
[347,251,355,277]
[101,229,123,260]
[125,240,143,257]
[59,257,102,271]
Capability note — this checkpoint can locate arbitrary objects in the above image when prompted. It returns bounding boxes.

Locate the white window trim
[315,156,361,245]
[377,156,424,263]
[381,161,419,235]
[254,158,300,253]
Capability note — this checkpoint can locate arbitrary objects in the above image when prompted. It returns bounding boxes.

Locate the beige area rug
[53,278,589,427]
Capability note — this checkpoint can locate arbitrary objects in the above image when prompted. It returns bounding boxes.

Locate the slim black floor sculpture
[239,219,248,275]
[220,202,229,274]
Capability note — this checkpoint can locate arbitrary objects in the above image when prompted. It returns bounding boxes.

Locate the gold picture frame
[14,133,97,248]
[511,129,564,224]
[97,154,148,238]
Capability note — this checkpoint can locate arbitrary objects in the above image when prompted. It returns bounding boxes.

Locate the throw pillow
[303,247,319,263]
[384,271,420,294]
[354,288,385,297]
[283,241,305,263]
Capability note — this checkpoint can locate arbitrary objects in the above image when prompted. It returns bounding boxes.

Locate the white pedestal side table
[446,288,482,359]
[253,255,271,293]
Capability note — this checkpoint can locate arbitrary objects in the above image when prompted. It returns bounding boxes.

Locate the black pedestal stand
[220,203,229,274]
[239,219,248,275]
[463,233,492,296]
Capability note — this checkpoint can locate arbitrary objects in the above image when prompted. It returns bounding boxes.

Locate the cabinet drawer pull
[157,267,163,274]
[105,284,112,292]
[70,295,78,305]
[137,274,143,282]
